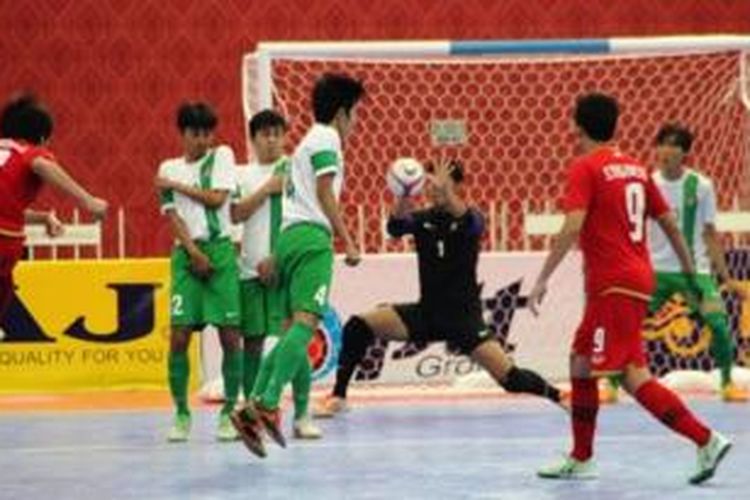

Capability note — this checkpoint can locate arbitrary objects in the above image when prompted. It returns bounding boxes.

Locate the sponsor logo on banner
[643,290,750,376]
[308,306,342,381]
[0,260,189,393]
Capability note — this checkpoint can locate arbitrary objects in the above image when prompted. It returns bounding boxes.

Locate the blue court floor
[0,397,747,500]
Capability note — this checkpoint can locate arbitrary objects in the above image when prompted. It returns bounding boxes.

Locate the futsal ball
[386,157,425,197]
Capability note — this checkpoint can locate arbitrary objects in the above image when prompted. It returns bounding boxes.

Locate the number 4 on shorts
[313,285,328,307]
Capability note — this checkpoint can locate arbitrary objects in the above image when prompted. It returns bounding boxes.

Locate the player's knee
[340,316,376,362]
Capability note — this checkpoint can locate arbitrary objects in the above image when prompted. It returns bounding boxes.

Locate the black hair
[312,73,365,123]
[655,123,693,153]
[574,92,619,142]
[426,159,465,184]
[0,93,53,145]
[248,109,287,138]
[176,101,217,132]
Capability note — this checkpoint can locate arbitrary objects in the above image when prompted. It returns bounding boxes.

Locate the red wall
[2,0,749,256]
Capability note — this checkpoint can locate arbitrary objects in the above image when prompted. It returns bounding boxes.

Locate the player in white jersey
[231,74,365,458]
[155,102,242,442]
[601,124,748,403]
[232,109,321,439]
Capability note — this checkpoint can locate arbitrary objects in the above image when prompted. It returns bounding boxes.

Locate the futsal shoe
[167,413,192,442]
[230,403,267,458]
[248,401,286,448]
[312,395,348,418]
[689,431,732,485]
[216,411,239,442]
[293,416,323,439]
[537,455,598,480]
[720,383,749,403]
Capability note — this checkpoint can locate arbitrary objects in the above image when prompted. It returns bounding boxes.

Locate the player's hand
[344,242,361,267]
[263,175,285,196]
[256,256,276,285]
[430,157,454,193]
[722,279,748,301]
[528,280,548,317]
[189,251,214,279]
[44,212,65,237]
[85,197,108,220]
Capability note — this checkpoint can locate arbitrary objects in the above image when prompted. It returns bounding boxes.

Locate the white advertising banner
[200,251,584,396]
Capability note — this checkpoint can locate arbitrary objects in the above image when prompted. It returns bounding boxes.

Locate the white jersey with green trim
[234,156,288,280]
[282,123,343,232]
[158,145,236,241]
[648,168,716,274]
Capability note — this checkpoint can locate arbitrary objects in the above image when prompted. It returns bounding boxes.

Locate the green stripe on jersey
[160,189,175,206]
[682,172,699,262]
[269,156,288,250]
[199,152,222,240]
[311,150,338,172]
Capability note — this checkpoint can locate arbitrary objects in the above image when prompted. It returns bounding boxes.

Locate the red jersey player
[528,93,730,484]
[0,94,107,320]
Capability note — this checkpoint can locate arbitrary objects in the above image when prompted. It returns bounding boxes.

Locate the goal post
[242,35,750,254]
[228,36,750,394]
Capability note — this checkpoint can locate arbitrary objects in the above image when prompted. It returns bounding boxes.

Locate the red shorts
[572,293,648,375]
[0,238,23,319]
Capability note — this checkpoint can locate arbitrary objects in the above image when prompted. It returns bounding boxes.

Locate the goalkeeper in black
[314,158,566,417]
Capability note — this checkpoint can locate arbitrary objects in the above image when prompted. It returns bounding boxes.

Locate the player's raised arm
[31,156,108,219]
[430,158,467,218]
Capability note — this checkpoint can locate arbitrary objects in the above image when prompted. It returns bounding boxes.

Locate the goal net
[236,37,750,395]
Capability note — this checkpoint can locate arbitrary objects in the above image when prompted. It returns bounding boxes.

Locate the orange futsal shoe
[721,383,749,403]
[230,403,267,458]
[255,402,287,448]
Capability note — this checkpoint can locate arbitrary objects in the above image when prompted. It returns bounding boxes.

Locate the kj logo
[0,284,159,344]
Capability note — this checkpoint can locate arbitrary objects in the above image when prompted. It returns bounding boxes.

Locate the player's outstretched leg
[622,364,732,485]
[255,318,317,447]
[292,357,322,439]
[471,340,567,408]
[167,327,192,442]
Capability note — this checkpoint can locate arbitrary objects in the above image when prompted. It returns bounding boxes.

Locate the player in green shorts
[155,102,243,442]
[230,74,365,458]
[602,124,748,403]
[232,109,321,439]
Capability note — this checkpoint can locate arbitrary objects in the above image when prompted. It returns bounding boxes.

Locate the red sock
[634,379,711,446]
[571,378,599,461]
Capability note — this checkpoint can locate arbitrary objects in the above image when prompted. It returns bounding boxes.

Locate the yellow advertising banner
[0,259,198,393]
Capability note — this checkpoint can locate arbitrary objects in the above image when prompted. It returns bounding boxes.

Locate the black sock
[500,366,561,403]
[332,316,375,399]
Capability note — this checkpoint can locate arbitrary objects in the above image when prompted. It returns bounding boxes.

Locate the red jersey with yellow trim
[0,139,53,234]
[563,146,670,296]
